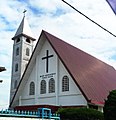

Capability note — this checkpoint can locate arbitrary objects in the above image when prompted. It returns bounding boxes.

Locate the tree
[103,90,116,120]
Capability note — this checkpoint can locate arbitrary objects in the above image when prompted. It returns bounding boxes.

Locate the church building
[9,15,116,112]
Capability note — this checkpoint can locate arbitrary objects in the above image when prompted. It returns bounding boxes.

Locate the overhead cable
[62,0,116,38]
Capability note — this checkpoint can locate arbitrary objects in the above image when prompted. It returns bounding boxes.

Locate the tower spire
[12,13,35,41]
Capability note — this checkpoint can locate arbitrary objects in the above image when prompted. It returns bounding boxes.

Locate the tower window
[49,78,55,93]
[40,80,46,94]
[62,76,69,92]
[14,80,17,89]
[29,81,35,95]
[15,63,18,72]
[26,38,30,43]
[16,47,19,56]
[16,38,20,43]
[26,48,30,56]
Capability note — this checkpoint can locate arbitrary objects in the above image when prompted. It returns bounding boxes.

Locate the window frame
[49,78,55,93]
[26,47,30,56]
[15,63,18,72]
[29,81,35,95]
[16,47,19,56]
[62,75,69,92]
[26,38,30,43]
[40,80,46,94]
[16,38,20,43]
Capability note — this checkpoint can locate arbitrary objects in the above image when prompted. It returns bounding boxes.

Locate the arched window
[26,38,30,43]
[16,47,19,56]
[15,63,18,72]
[14,80,17,89]
[26,48,30,56]
[62,76,69,92]
[49,78,55,93]
[16,38,20,43]
[40,80,46,94]
[29,82,35,95]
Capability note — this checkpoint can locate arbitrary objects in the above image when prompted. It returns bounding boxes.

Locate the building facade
[9,16,116,112]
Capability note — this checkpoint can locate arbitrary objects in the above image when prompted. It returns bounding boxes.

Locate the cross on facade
[42,50,54,73]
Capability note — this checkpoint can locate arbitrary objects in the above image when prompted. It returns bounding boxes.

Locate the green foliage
[103,90,116,120]
[57,107,104,120]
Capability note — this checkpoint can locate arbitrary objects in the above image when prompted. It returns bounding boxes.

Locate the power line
[61,0,116,38]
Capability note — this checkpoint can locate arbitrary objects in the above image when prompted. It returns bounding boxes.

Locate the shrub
[103,90,116,120]
[57,107,104,120]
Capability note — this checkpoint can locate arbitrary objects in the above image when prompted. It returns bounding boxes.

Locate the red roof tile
[43,30,116,105]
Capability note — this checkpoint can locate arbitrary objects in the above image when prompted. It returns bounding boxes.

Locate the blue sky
[0,0,116,109]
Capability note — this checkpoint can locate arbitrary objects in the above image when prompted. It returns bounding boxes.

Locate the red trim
[90,100,104,106]
[15,105,59,113]
[14,105,86,112]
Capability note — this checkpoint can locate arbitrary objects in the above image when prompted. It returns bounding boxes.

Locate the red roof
[43,30,116,105]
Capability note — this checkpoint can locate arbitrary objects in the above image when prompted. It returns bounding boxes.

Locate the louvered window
[29,82,35,95]
[49,78,55,93]
[40,80,46,94]
[62,76,69,92]
[26,48,30,56]
[15,63,18,72]
[16,47,19,56]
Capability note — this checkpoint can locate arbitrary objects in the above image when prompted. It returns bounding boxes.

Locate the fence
[0,108,60,120]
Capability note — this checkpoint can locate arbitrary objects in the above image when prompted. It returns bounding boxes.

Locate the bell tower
[10,14,36,102]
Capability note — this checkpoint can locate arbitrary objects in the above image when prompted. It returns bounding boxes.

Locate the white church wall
[20,64,36,106]
[37,40,57,76]
[15,39,58,107]
[58,60,87,106]
[15,37,87,107]
[35,39,87,106]
[36,40,58,105]
[38,96,56,105]
[59,95,87,106]
[21,98,35,106]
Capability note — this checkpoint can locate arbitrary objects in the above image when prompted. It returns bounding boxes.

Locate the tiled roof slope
[43,30,116,105]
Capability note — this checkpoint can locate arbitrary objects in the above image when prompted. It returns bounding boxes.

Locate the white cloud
[0,0,116,109]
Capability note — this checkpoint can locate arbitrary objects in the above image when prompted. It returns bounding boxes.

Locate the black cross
[42,50,54,73]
